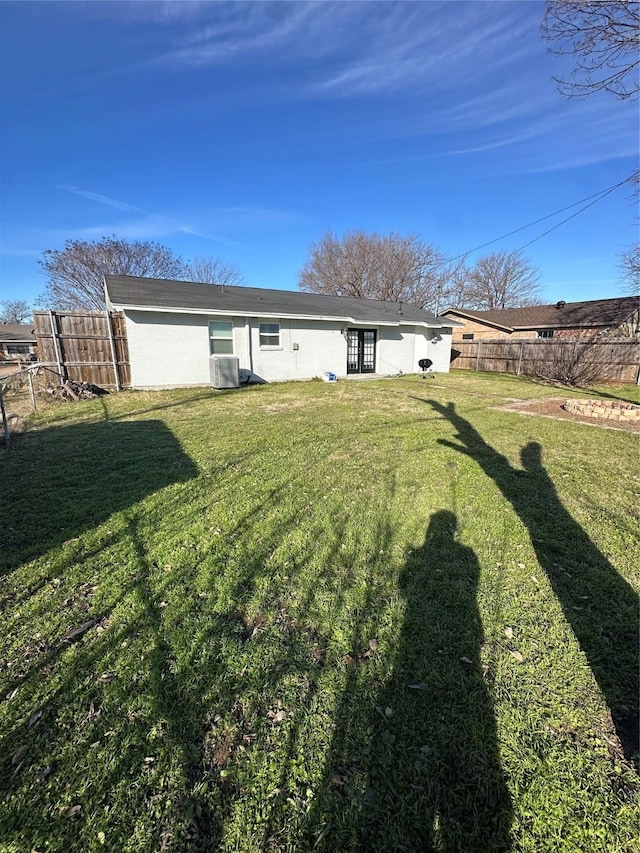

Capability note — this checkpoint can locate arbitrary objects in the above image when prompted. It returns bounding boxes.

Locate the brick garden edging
[562,400,640,422]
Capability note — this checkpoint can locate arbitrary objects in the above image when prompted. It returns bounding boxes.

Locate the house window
[537,330,554,339]
[6,344,30,355]
[259,322,280,348]
[462,333,474,341]
[209,321,234,354]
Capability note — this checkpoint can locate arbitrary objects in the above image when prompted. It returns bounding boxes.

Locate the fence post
[105,310,121,392]
[0,387,9,447]
[49,310,65,384]
[475,341,481,372]
[27,369,37,410]
[516,340,524,376]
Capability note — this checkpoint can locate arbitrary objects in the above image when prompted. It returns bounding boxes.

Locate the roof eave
[111,303,446,327]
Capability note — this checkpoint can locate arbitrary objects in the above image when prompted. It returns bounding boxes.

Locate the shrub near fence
[33,310,131,390]
[450,338,640,384]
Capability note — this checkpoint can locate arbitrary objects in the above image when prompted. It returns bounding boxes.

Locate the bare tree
[618,171,640,295]
[0,300,32,324]
[182,256,245,287]
[38,237,186,310]
[443,261,473,310]
[298,230,457,312]
[618,244,640,295]
[462,251,542,310]
[541,1,640,100]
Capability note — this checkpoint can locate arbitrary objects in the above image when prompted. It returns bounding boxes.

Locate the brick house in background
[440,296,640,342]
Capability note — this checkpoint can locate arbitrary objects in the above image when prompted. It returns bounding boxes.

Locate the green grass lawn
[1,372,638,852]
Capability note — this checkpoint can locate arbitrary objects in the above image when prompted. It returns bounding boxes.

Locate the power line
[451,175,633,261]
[513,182,626,253]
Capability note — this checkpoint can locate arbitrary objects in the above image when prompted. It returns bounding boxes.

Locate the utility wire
[513,182,626,253]
[451,174,633,261]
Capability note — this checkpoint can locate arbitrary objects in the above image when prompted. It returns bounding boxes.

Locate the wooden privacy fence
[450,338,640,384]
[33,310,131,390]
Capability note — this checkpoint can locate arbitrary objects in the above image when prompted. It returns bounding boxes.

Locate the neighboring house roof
[105,275,461,329]
[0,323,35,343]
[441,296,639,332]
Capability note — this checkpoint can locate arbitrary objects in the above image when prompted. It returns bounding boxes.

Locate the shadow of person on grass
[425,400,639,768]
[0,419,198,575]
[310,510,512,852]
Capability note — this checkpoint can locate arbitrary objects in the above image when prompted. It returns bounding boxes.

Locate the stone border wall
[563,400,640,422]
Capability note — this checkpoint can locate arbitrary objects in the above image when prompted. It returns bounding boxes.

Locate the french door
[347,329,376,374]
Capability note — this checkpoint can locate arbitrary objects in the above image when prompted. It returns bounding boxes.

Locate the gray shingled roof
[105,275,456,328]
[441,297,639,331]
[0,323,35,342]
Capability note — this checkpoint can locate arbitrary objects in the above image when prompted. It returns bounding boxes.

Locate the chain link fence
[0,364,66,445]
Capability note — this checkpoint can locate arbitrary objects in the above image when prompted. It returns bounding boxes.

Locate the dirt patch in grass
[496,397,640,433]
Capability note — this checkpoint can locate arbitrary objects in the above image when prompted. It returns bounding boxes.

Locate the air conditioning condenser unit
[210,356,240,389]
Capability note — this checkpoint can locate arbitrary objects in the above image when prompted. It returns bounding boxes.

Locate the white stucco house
[104,274,460,389]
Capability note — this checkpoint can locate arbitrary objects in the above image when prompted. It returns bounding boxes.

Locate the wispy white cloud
[83,0,634,175]
[445,132,542,157]
[314,4,534,98]
[163,3,325,67]
[138,0,635,172]
[42,2,639,182]
[50,217,180,242]
[58,184,143,214]
[143,0,537,104]
[57,184,239,247]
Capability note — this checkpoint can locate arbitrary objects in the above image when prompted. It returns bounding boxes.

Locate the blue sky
[1,0,637,309]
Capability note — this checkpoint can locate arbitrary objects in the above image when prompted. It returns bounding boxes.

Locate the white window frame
[259,321,281,349]
[209,320,234,355]
[537,329,554,339]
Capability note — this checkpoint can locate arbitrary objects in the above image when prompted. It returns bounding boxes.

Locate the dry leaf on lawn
[267,710,286,724]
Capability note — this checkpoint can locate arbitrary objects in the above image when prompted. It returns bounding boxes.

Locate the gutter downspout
[246,318,253,377]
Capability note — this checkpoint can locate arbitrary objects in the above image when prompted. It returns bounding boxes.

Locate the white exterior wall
[248,318,346,383]
[123,310,453,388]
[125,311,212,388]
[415,326,454,374]
[376,327,415,375]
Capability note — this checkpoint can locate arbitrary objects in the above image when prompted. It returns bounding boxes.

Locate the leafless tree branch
[182,256,245,287]
[541,1,640,99]
[458,251,542,311]
[619,244,640,295]
[38,236,186,310]
[298,230,459,312]
[0,300,32,324]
